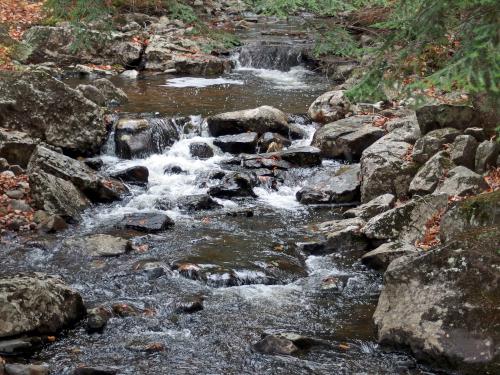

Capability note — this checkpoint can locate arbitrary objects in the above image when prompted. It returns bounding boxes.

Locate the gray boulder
[110,166,149,186]
[307,90,351,123]
[257,132,291,151]
[0,71,106,155]
[92,78,128,105]
[409,151,454,196]
[207,106,295,138]
[208,172,257,199]
[296,164,360,204]
[0,129,40,168]
[363,194,448,243]
[416,104,477,134]
[308,217,368,255]
[0,273,85,338]
[412,128,461,164]
[29,170,90,222]
[28,146,128,203]
[311,115,384,160]
[384,113,421,144]
[177,194,222,211]
[440,190,499,244]
[77,84,107,106]
[114,117,179,159]
[260,146,321,167]
[344,193,395,220]
[475,140,499,174]
[450,135,478,169]
[435,166,488,197]
[361,242,418,271]
[173,56,232,76]
[373,223,499,373]
[360,136,418,202]
[213,132,258,154]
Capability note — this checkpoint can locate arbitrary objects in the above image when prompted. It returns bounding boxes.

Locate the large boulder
[28,146,128,203]
[360,136,418,202]
[307,90,351,123]
[208,172,257,199]
[409,151,454,196]
[0,71,106,155]
[109,166,149,186]
[383,113,421,144]
[0,273,85,338]
[296,164,360,204]
[173,56,232,76]
[207,106,294,138]
[114,117,179,159]
[416,104,478,135]
[363,194,448,244]
[373,222,499,373]
[29,170,90,222]
[120,212,175,233]
[260,146,322,167]
[92,78,128,105]
[308,218,368,255]
[311,115,384,161]
[435,166,488,197]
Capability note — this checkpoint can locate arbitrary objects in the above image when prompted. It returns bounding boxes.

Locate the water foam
[163,77,245,88]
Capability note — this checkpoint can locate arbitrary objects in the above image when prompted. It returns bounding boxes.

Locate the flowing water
[0,19,444,375]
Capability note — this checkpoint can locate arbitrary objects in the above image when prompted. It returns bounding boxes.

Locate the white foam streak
[163,77,244,88]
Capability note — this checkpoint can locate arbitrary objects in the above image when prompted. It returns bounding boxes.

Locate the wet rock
[208,172,257,199]
[92,78,128,105]
[0,273,85,338]
[0,337,41,355]
[110,166,149,186]
[373,223,499,373]
[125,340,166,353]
[4,364,49,375]
[121,212,174,233]
[177,194,222,211]
[112,303,140,318]
[154,197,174,210]
[225,208,254,217]
[0,71,106,155]
[28,146,128,203]
[253,334,298,355]
[257,132,291,151]
[70,234,132,257]
[475,140,499,174]
[86,306,112,333]
[317,218,368,254]
[409,151,454,196]
[174,56,232,76]
[312,115,384,160]
[164,165,185,174]
[464,127,486,142]
[38,214,68,233]
[172,262,203,281]
[207,106,293,137]
[262,146,322,167]
[0,129,39,168]
[344,193,395,220]
[77,84,106,107]
[360,136,418,202]
[296,164,360,204]
[73,367,117,375]
[83,157,104,171]
[189,142,214,159]
[416,104,477,134]
[361,242,418,271]
[449,135,478,169]
[435,166,488,197]
[175,295,204,314]
[213,132,259,154]
[440,190,499,244]
[308,90,351,123]
[133,260,168,280]
[29,170,89,222]
[114,118,179,159]
[363,194,449,243]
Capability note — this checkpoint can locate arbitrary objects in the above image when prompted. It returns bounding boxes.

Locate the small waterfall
[237,41,308,71]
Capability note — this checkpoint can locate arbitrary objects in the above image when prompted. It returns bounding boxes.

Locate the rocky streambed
[1,14,499,375]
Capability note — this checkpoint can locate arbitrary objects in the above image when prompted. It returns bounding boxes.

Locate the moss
[459,190,500,224]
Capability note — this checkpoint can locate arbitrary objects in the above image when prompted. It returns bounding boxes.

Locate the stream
[1,19,442,375]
